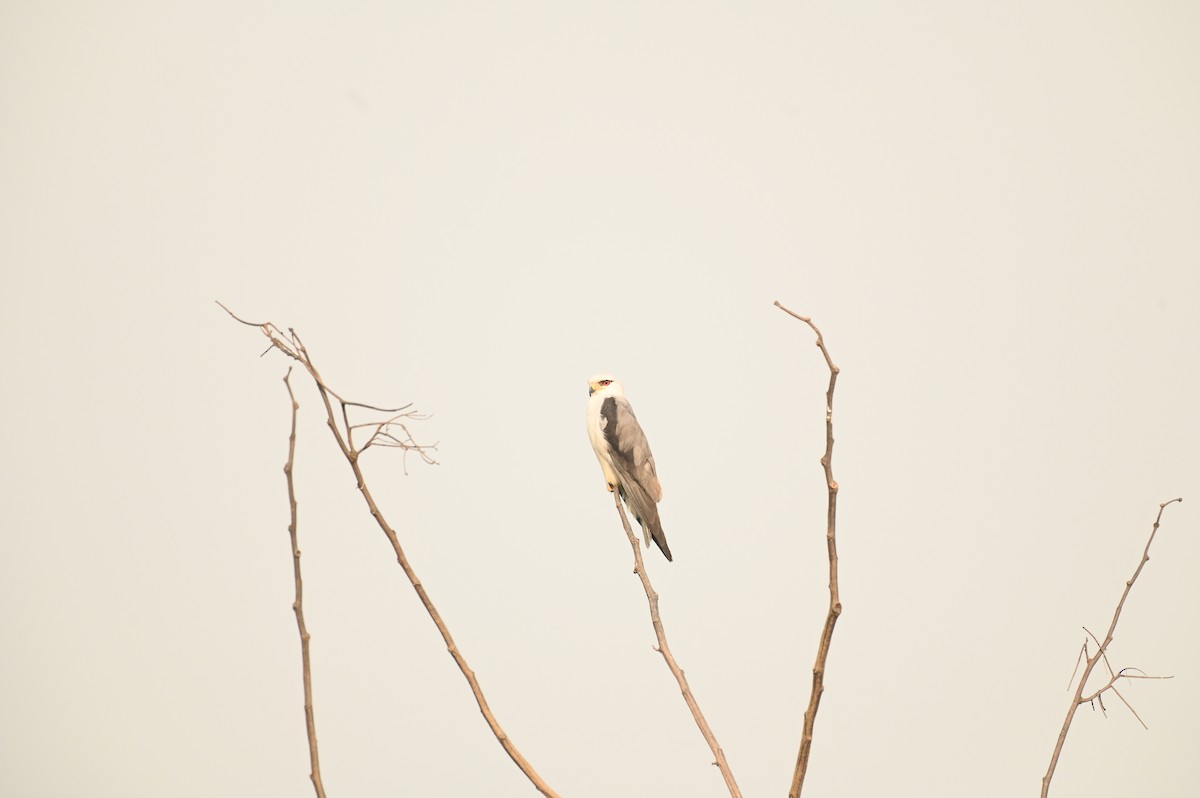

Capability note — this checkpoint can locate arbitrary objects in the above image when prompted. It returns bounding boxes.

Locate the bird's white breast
[586,391,619,485]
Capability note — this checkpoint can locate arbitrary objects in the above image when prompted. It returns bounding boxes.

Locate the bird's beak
[588,386,595,396]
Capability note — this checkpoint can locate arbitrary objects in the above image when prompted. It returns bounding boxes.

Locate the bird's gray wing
[600,396,663,502]
[600,396,671,561]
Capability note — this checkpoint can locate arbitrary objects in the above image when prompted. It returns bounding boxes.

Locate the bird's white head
[588,373,624,397]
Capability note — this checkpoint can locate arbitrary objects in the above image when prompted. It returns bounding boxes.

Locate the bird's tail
[619,485,673,562]
[646,514,673,562]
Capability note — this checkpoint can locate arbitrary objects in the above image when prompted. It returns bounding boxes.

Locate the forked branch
[282,369,327,798]
[1041,497,1183,797]
[222,303,560,798]
[611,495,743,798]
[774,301,841,798]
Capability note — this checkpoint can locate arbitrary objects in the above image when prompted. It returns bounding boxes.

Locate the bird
[586,374,672,561]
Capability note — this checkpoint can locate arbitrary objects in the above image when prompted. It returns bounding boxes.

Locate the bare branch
[341,401,354,450]
[774,301,842,798]
[1066,641,1087,690]
[1080,669,1174,704]
[282,369,328,798]
[1041,497,1183,797]
[226,305,560,798]
[1082,627,1116,680]
[1109,686,1147,730]
[611,494,743,798]
[216,300,269,328]
[343,399,417,414]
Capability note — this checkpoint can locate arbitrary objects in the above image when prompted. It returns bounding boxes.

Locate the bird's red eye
[600,380,612,386]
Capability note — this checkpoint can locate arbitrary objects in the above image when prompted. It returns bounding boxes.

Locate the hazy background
[2,3,1198,796]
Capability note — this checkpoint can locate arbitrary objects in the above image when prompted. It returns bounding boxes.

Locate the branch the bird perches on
[612,493,743,798]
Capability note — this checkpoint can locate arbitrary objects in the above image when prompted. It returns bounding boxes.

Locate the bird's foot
[606,482,616,493]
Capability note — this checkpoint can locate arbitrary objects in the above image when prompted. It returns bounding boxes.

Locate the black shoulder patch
[600,397,620,452]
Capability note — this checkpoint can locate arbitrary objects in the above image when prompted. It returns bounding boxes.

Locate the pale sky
[2,3,1198,797]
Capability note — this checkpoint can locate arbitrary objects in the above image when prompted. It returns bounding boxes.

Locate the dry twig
[222,303,560,798]
[611,494,743,798]
[773,301,841,798]
[282,369,327,798]
[1041,497,1183,797]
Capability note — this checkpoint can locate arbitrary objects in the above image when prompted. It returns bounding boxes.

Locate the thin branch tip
[216,300,268,327]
